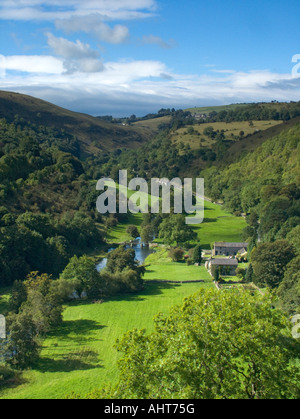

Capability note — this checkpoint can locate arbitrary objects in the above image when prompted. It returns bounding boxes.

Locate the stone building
[213,242,248,257]
[206,258,238,276]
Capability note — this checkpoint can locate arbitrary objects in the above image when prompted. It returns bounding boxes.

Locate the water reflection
[96,238,154,272]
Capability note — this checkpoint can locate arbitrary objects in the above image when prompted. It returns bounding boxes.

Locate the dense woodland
[0,97,299,398]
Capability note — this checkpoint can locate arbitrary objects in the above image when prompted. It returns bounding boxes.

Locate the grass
[0,280,213,399]
[190,200,246,249]
[144,248,212,283]
[105,187,246,248]
[133,115,172,134]
[0,199,244,399]
[106,212,143,243]
[185,103,251,114]
[171,120,283,151]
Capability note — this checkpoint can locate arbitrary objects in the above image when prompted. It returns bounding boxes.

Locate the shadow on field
[36,320,105,373]
[36,348,102,373]
[46,320,106,345]
[107,281,181,303]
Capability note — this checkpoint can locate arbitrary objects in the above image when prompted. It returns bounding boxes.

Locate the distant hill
[185,103,251,115]
[0,91,151,157]
[222,115,300,165]
[185,101,300,116]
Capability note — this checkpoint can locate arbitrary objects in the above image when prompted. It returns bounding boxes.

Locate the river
[96,238,154,272]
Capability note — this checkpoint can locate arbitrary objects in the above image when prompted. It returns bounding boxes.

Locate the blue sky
[0,0,300,116]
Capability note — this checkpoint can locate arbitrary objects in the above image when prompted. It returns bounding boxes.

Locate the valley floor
[0,200,246,399]
[0,276,213,399]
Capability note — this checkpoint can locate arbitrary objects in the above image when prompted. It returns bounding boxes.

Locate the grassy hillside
[171,120,283,151]
[0,91,151,157]
[185,103,250,114]
[223,116,300,165]
[0,279,213,399]
[203,122,300,224]
[185,101,300,116]
[132,115,172,136]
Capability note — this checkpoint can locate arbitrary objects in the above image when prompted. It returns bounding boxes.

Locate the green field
[144,247,213,282]
[171,120,283,151]
[105,192,246,248]
[0,199,245,399]
[191,200,246,249]
[106,212,143,243]
[0,278,213,399]
[185,103,250,114]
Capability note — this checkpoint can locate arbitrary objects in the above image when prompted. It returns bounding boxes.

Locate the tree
[140,225,154,244]
[106,247,138,274]
[213,266,220,282]
[19,272,64,334]
[159,214,197,246]
[100,268,144,295]
[126,225,139,239]
[235,267,246,280]
[108,289,300,399]
[192,245,202,265]
[60,255,103,298]
[169,248,185,262]
[286,225,300,255]
[4,312,40,370]
[10,280,27,313]
[251,240,296,288]
[277,256,300,315]
[101,247,145,294]
[245,263,254,283]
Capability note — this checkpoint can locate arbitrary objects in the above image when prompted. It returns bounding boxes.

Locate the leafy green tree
[277,256,300,315]
[168,248,185,262]
[106,247,139,274]
[10,281,27,313]
[212,266,220,282]
[235,267,246,280]
[140,225,154,244]
[126,225,140,239]
[101,247,145,294]
[20,272,63,334]
[245,263,254,283]
[60,255,103,298]
[192,245,202,265]
[286,225,300,255]
[251,240,296,288]
[110,289,300,399]
[159,214,196,246]
[16,212,54,238]
[100,268,144,295]
[4,312,40,370]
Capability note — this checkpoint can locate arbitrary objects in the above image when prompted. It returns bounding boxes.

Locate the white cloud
[47,33,99,59]
[0,55,63,74]
[0,0,158,21]
[1,56,300,116]
[55,15,129,44]
[141,35,176,49]
[46,33,104,73]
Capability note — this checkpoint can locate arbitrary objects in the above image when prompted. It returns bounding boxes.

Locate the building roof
[210,258,238,266]
[214,242,248,248]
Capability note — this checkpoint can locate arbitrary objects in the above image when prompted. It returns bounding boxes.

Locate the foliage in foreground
[86,289,300,399]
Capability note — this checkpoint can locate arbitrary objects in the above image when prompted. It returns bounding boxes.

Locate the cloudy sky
[0,0,300,116]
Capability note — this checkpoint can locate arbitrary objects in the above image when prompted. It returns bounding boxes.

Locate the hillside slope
[222,116,300,165]
[0,91,150,157]
[203,122,300,216]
